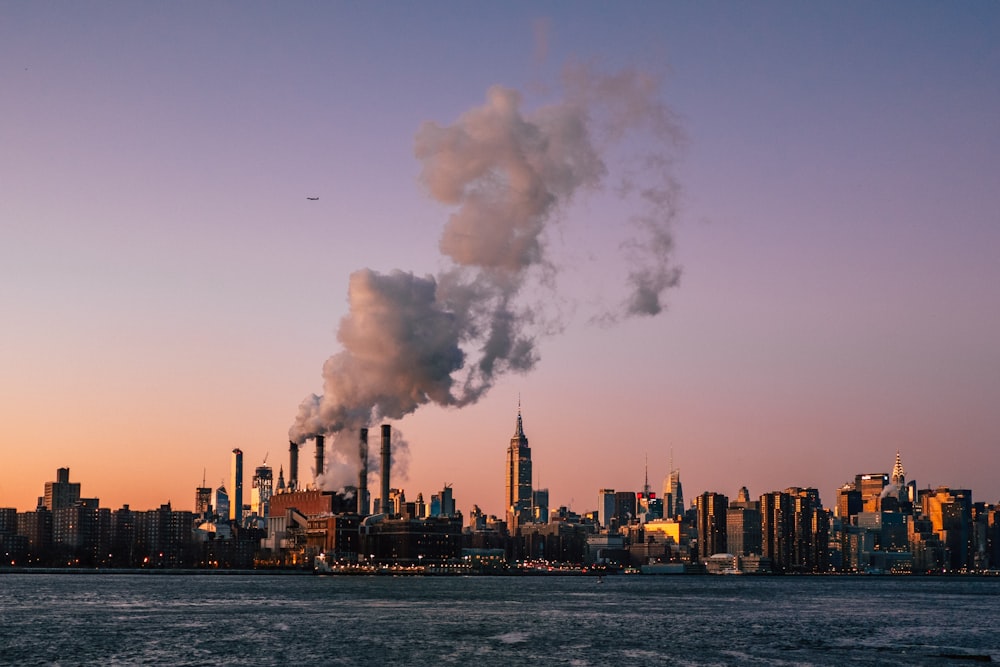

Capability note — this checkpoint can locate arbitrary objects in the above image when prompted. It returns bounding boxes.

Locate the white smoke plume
[313,426,411,494]
[291,65,684,486]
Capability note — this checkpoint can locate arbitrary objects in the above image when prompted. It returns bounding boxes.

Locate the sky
[2,2,999,517]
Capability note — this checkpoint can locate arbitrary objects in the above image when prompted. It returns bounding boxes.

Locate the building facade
[505,407,533,531]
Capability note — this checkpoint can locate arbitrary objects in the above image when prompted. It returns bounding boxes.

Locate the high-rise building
[532,488,549,524]
[836,483,862,519]
[194,486,212,516]
[922,486,973,570]
[890,451,905,487]
[762,488,829,573]
[727,487,761,556]
[251,465,273,520]
[214,485,230,523]
[599,489,617,530]
[888,450,915,513]
[761,491,794,572]
[663,465,684,519]
[230,448,243,523]
[439,485,456,516]
[44,468,81,511]
[856,473,889,513]
[789,487,829,572]
[696,492,728,559]
[615,491,638,526]
[505,405,533,531]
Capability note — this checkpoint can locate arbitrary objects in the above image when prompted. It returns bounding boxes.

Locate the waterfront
[1,574,998,665]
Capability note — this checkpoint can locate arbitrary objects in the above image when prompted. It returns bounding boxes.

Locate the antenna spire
[644,453,650,495]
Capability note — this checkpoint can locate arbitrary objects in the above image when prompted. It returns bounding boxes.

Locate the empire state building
[506,405,533,531]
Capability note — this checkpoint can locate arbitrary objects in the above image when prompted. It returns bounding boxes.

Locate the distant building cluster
[3,414,999,574]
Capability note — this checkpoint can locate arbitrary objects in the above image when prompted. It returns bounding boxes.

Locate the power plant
[272,427,390,520]
[258,424,472,568]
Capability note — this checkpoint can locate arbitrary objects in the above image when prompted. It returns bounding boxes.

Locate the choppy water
[1,573,998,666]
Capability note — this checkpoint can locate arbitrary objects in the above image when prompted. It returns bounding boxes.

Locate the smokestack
[358,428,369,516]
[288,441,299,491]
[315,435,325,487]
[381,424,391,516]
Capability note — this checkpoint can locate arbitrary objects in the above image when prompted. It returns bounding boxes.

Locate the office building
[505,405,533,531]
[922,486,973,570]
[251,464,273,520]
[727,488,762,556]
[599,489,617,530]
[696,492,728,559]
[663,466,684,519]
[214,485,230,523]
[856,473,889,513]
[532,488,549,524]
[195,485,212,517]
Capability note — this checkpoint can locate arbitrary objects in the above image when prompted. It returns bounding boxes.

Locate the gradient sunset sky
[3,2,998,517]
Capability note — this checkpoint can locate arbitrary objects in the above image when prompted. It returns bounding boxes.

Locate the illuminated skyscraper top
[662,449,684,518]
[505,402,533,531]
[891,450,906,487]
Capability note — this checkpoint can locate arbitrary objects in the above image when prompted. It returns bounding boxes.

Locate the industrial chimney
[315,434,325,487]
[358,428,369,516]
[288,440,299,491]
[380,424,391,516]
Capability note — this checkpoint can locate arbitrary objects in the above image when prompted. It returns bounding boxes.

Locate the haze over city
[3,3,999,516]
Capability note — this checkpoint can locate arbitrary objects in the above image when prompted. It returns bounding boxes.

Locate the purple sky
[2,3,998,517]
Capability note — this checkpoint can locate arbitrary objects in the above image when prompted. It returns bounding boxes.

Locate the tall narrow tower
[380,424,391,516]
[314,435,325,487]
[251,464,273,519]
[195,469,212,516]
[288,440,299,491]
[891,450,906,487]
[505,402,533,531]
[230,448,243,523]
[663,449,684,518]
[358,428,369,516]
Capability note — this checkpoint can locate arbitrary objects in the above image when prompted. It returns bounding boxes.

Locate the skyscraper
[230,448,243,523]
[251,464,273,520]
[214,485,229,522]
[194,486,212,517]
[923,486,973,570]
[762,488,829,573]
[505,404,532,531]
[856,473,889,513]
[663,466,683,519]
[696,491,728,559]
[727,487,762,556]
[195,469,212,517]
[532,488,549,524]
[599,489,617,530]
[890,451,905,487]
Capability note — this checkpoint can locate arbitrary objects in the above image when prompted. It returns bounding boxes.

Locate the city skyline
[0,418,982,521]
[3,4,999,517]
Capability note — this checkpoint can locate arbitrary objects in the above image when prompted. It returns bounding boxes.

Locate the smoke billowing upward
[313,426,411,496]
[291,64,684,487]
